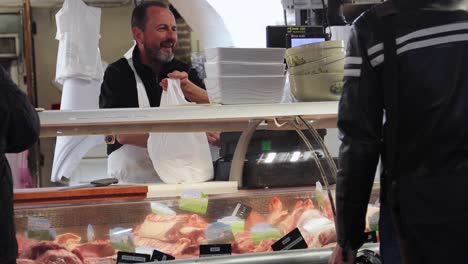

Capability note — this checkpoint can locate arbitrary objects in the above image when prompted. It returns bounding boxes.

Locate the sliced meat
[83,256,117,264]
[233,232,256,254]
[310,224,337,248]
[16,260,44,264]
[20,241,67,259]
[55,233,82,247]
[187,214,209,228]
[245,211,267,232]
[317,225,337,247]
[253,238,276,253]
[267,197,288,226]
[16,234,38,256]
[179,226,206,245]
[55,233,82,251]
[276,200,313,235]
[74,242,115,259]
[137,214,187,242]
[134,236,191,257]
[36,249,84,264]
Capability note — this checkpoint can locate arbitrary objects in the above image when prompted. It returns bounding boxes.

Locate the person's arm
[331,21,384,263]
[0,66,39,153]
[116,134,148,148]
[161,70,209,104]
[100,64,148,148]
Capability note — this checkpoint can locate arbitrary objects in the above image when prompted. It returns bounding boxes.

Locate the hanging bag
[147,79,214,183]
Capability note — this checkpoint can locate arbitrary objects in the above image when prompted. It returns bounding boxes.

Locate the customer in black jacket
[330,0,468,263]
[0,65,39,264]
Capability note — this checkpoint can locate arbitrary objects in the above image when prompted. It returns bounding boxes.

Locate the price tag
[231,203,252,220]
[179,190,209,215]
[116,252,151,264]
[151,249,175,261]
[199,244,231,258]
[27,217,55,241]
[271,228,308,251]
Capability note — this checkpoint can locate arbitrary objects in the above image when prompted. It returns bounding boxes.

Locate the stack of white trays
[204,47,286,105]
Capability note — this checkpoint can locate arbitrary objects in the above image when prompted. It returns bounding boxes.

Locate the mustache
[160,39,176,48]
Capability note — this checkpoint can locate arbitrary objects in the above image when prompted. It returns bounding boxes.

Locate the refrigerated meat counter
[14,186,380,263]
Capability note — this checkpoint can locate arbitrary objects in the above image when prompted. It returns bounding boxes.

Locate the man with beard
[100,1,214,183]
[329,0,468,263]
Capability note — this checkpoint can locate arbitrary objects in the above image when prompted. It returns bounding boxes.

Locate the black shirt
[99,46,205,155]
[0,65,39,263]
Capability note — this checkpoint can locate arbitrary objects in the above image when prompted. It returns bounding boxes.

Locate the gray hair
[131,1,169,31]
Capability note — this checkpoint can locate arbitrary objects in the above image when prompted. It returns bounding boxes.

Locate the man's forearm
[184,83,209,104]
[116,133,149,148]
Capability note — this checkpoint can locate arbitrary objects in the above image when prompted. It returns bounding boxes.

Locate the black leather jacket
[0,65,39,263]
[336,2,468,250]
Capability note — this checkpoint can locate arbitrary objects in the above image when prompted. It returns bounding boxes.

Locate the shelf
[14,185,148,206]
[39,102,338,137]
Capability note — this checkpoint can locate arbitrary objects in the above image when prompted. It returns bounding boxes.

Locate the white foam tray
[205,76,285,105]
[205,61,285,78]
[205,47,286,63]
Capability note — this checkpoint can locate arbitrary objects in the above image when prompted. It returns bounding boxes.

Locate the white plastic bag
[55,0,102,84]
[147,79,214,183]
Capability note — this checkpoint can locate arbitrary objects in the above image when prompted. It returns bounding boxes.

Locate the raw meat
[313,225,337,247]
[16,260,44,264]
[17,234,38,256]
[276,200,312,235]
[233,232,256,254]
[75,242,115,258]
[179,226,206,244]
[20,241,67,259]
[187,214,209,228]
[245,211,267,231]
[83,256,117,264]
[55,233,82,248]
[36,249,84,264]
[136,214,187,242]
[267,197,288,226]
[134,236,191,256]
[252,238,275,253]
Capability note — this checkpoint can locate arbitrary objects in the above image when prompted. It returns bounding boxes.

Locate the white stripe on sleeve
[344,69,361,77]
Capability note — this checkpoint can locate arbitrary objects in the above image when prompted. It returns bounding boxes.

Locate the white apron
[107,51,161,184]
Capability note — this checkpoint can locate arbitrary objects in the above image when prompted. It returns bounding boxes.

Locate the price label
[116,252,150,264]
[271,228,308,251]
[199,244,231,258]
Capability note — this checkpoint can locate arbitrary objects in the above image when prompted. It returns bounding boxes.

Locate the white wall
[207,0,284,47]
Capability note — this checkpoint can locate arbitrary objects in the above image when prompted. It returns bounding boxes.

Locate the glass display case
[14,186,380,263]
[15,102,382,263]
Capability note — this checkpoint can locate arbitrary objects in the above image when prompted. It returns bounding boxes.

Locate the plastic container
[205,61,285,78]
[286,48,344,68]
[205,47,286,63]
[205,76,285,105]
[287,54,345,75]
[285,40,344,57]
[285,40,345,68]
[289,73,343,102]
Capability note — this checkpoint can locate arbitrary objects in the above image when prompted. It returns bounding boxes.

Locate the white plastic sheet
[51,78,104,182]
[147,79,214,184]
[55,0,103,84]
[51,0,105,182]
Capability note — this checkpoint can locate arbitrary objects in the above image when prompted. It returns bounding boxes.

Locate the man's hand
[329,245,356,264]
[160,70,209,104]
[206,131,220,147]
